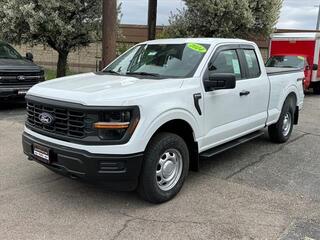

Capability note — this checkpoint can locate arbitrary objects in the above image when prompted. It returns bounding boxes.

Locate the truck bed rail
[266,67,302,76]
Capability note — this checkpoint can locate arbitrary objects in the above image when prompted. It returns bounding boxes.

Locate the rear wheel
[138,132,189,203]
[268,98,295,143]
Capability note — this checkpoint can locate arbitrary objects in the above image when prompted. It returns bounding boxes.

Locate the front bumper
[22,132,144,191]
[0,85,33,98]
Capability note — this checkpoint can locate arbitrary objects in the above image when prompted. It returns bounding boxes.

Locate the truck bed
[266,67,302,76]
[266,67,304,126]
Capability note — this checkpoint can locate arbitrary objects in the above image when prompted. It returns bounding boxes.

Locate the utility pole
[148,0,158,40]
[102,0,117,69]
[316,3,320,30]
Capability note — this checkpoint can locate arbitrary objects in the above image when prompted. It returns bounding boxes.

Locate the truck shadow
[27,171,153,208]
[197,129,305,184]
[0,100,25,110]
[0,100,26,119]
[198,133,271,179]
[0,100,26,123]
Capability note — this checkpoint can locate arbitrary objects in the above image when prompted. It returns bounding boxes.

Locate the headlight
[93,109,139,141]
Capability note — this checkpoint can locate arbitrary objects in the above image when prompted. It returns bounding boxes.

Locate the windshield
[0,42,22,59]
[266,56,306,69]
[104,43,210,78]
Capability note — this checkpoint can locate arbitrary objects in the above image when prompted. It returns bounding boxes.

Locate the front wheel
[268,99,295,143]
[138,132,189,203]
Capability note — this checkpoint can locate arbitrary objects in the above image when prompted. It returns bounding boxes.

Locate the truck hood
[28,72,184,106]
[0,58,41,71]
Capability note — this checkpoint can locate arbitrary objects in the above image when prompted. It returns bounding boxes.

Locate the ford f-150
[22,38,304,203]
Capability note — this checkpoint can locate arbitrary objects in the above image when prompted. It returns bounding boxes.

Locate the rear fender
[276,85,299,122]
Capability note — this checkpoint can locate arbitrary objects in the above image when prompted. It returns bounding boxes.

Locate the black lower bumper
[0,86,32,99]
[22,132,144,191]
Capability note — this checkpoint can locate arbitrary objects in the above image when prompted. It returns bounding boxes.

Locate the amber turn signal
[94,122,130,129]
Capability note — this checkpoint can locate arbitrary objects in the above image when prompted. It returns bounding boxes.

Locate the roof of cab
[142,38,254,46]
[271,32,320,40]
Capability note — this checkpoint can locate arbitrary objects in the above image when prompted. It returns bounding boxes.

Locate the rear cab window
[243,49,261,79]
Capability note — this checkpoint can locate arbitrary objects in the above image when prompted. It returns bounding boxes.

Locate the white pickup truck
[23,38,304,203]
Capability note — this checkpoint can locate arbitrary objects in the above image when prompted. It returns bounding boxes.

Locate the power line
[316,2,320,30]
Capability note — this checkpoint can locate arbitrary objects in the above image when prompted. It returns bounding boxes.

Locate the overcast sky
[119,0,320,30]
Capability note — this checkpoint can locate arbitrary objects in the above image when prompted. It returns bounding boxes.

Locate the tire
[268,97,295,143]
[138,132,189,203]
[314,82,320,94]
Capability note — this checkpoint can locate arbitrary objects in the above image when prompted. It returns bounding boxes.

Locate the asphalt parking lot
[0,95,320,240]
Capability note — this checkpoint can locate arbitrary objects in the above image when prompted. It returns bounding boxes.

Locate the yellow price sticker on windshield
[297,56,305,60]
[187,43,207,53]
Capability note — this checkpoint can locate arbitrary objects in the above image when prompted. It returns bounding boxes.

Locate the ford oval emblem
[39,113,55,125]
[17,76,26,81]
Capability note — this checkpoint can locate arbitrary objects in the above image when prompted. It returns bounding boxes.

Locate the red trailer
[267,32,320,94]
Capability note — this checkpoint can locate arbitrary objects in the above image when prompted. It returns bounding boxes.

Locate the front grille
[0,71,43,85]
[26,102,86,138]
[25,96,140,145]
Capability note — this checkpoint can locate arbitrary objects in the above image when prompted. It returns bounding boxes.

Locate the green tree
[248,0,283,35]
[0,0,103,77]
[165,0,283,39]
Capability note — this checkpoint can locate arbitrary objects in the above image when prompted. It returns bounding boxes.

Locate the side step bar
[200,131,265,159]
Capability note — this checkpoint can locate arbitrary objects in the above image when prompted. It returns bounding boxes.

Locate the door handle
[240,90,250,96]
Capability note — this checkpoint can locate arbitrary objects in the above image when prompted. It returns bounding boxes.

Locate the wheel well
[154,120,199,172]
[287,92,297,105]
[286,92,298,125]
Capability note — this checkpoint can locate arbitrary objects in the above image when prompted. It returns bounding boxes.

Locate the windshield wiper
[103,70,121,75]
[278,66,295,68]
[126,72,161,77]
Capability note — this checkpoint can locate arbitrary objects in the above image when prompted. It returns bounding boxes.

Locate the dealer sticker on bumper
[18,90,28,95]
[33,144,50,164]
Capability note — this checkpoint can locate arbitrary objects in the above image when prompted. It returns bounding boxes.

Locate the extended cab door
[239,47,269,129]
[200,44,269,151]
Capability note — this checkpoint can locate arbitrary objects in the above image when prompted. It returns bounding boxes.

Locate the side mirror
[204,73,236,91]
[26,52,34,62]
[313,64,318,71]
